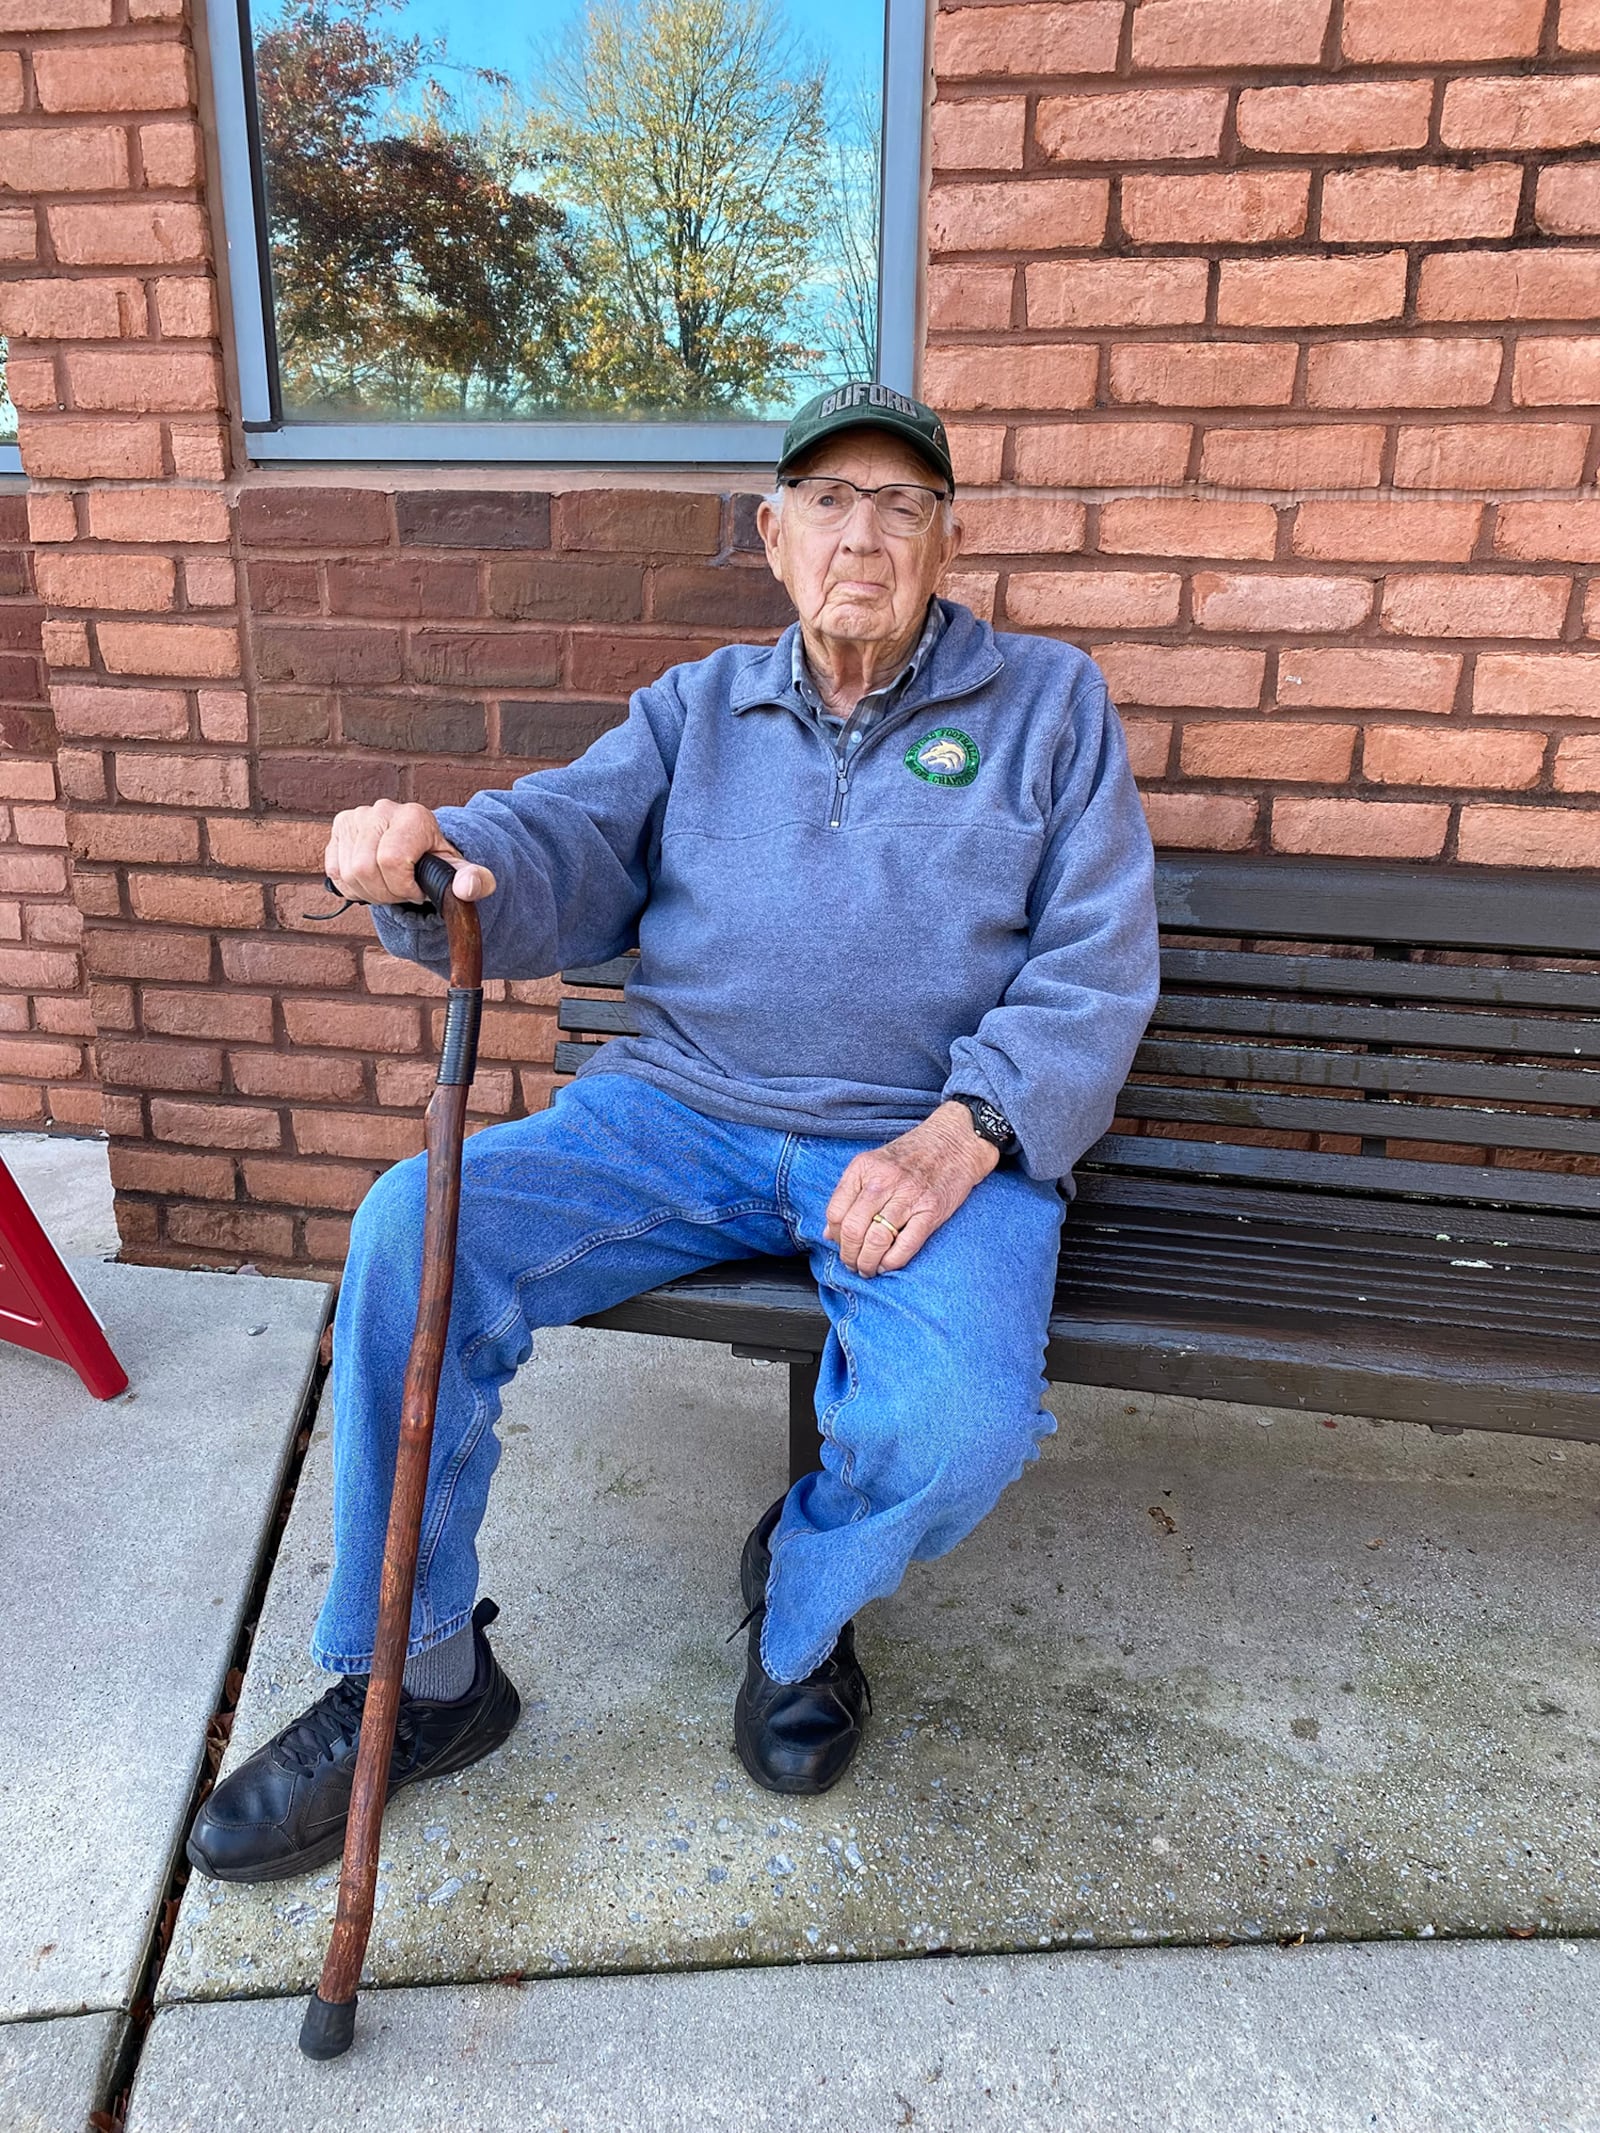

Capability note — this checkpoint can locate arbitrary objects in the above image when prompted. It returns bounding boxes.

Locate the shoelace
[270,1674,418,1774]
[270,1675,367,1774]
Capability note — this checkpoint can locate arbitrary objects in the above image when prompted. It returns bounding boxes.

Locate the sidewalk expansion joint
[89,1346,330,2132]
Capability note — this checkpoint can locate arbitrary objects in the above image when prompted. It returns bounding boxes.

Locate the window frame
[0,338,17,471]
[204,0,926,466]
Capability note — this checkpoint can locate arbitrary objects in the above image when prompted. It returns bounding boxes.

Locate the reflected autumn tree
[251,0,879,419]
[531,0,833,411]
[255,0,583,416]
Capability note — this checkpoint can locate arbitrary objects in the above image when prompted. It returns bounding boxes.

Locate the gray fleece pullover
[372,597,1161,1191]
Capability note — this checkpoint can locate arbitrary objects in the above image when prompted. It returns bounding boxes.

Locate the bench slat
[1073,1171,1600,1252]
[559,998,640,1036]
[1135,1038,1600,1107]
[1064,1272,1586,1345]
[553,1038,614,1075]
[567,944,1600,1005]
[1116,1084,1600,1155]
[561,957,639,988]
[1063,1197,1600,1289]
[1045,1319,1600,1439]
[1068,1203,1597,1278]
[1062,1246,1593,1339]
[1152,994,1600,1056]
[1156,855,1600,954]
[1084,1132,1600,1212]
[1066,1259,1595,1337]
[1160,948,1600,1011]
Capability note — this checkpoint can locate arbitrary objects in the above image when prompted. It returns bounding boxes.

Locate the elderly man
[186,384,1160,1883]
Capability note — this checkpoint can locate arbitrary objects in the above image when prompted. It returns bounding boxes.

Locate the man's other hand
[823,1101,1000,1278]
[324,799,496,909]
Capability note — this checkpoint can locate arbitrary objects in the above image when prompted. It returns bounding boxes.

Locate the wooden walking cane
[300,851,483,2062]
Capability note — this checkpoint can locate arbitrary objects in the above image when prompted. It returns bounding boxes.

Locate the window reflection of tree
[252,0,881,421]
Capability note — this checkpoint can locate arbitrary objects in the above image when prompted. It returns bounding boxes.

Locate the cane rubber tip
[299,1991,357,2060]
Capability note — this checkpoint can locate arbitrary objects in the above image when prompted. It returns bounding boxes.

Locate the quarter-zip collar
[728,595,1006,721]
[791,595,947,723]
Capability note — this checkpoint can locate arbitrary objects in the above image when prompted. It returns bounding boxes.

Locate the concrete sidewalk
[128,1938,1600,2131]
[162,1320,1600,2005]
[0,1133,330,2131]
[1,2012,128,2133]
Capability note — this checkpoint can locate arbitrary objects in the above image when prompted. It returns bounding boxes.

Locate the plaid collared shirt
[791,598,947,760]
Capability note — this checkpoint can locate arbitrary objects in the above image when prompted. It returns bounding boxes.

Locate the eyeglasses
[780,475,951,537]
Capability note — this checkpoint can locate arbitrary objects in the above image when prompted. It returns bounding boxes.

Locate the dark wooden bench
[554,855,1600,1480]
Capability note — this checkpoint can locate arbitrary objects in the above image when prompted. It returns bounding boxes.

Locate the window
[0,343,19,476]
[206,0,925,464]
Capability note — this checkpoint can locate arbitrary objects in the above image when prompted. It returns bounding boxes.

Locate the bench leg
[731,1343,826,1488]
[788,1352,823,1486]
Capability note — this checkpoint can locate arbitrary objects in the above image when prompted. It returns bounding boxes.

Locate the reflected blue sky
[255,0,883,107]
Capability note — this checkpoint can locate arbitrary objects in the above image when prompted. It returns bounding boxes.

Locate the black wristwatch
[949,1091,1019,1159]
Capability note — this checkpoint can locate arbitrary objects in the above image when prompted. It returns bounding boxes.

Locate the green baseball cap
[776,382,955,492]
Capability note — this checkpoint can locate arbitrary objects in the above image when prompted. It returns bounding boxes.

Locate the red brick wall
[2,0,1598,1273]
[60,464,787,1277]
[928,0,1600,864]
[0,486,95,1129]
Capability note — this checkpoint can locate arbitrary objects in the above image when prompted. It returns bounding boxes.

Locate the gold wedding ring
[869,1213,900,1238]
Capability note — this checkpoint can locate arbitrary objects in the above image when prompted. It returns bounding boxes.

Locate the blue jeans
[313,1072,1067,1685]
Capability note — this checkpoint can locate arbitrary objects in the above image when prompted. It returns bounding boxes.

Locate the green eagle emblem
[905,726,980,787]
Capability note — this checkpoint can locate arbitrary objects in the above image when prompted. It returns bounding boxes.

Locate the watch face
[970,1099,1010,1145]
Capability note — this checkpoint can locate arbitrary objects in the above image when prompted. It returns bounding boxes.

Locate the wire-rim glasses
[780,475,951,537]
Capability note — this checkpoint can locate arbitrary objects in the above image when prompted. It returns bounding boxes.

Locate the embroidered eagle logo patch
[905,727,980,786]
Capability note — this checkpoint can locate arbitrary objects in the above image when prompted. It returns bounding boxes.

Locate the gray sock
[401,1621,478,1703]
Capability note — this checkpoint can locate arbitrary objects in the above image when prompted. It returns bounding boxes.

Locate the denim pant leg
[312,1072,796,1674]
[756,1134,1068,1684]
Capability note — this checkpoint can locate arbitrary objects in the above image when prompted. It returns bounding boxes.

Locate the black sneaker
[185,1598,521,1885]
[731,1497,872,1795]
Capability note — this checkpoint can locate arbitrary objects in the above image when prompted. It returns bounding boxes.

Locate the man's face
[757,431,963,647]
